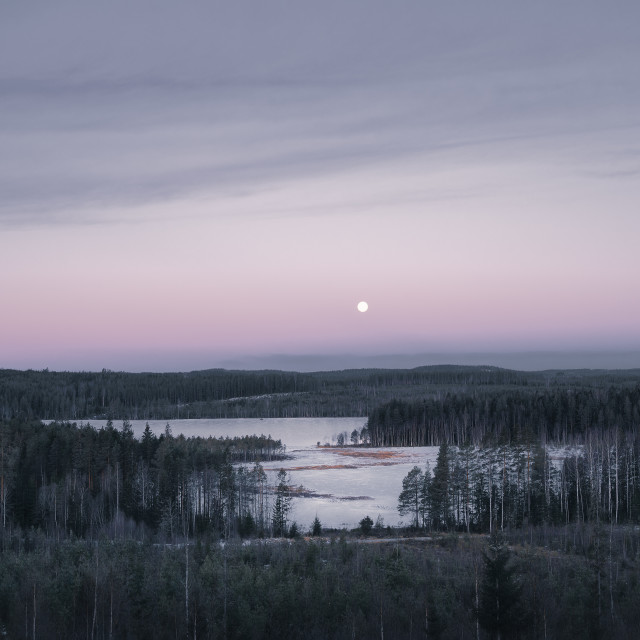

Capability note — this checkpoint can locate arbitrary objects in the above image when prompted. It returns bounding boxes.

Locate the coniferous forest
[0,420,285,542]
[3,365,640,422]
[2,365,640,638]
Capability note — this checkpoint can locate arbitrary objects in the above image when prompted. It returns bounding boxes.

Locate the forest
[0,420,285,542]
[2,416,640,637]
[2,527,640,639]
[366,385,640,446]
[3,365,640,637]
[396,437,640,532]
[3,365,640,421]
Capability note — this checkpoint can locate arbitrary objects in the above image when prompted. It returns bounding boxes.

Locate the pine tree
[430,442,451,530]
[272,469,291,537]
[416,463,431,530]
[359,515,373,534]
[398,466,424,528]
[477,531,527,639]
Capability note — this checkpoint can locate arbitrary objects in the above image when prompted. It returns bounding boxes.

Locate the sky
[1,0,640,372]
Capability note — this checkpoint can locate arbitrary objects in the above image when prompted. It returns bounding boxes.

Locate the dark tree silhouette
[398,465,424,528]
[430,442,451,530]
[478,532,527,639]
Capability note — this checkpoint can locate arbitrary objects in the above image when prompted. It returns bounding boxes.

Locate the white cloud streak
[2,1,639,226]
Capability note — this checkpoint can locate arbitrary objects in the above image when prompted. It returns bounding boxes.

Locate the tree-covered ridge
[0,368,317,420]
[3,365,640,420]
[0,420,285,540]
[368,384,640,446]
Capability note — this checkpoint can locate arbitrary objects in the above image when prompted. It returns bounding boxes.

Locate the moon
[357,301,369,313]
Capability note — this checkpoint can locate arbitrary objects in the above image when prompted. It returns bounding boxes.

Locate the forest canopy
[3,366,640,637]
[2,365,640,422]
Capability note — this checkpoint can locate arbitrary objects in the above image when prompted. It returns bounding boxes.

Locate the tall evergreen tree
[398,466,424,528]
[421,463,432,529]
[430,442,451,530]
[477,532,527,639]
[272,469,291,537]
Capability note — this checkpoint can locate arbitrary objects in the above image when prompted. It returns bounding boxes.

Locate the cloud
[1,1,639,227]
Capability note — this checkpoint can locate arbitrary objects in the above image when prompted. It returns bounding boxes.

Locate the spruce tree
[478,532,527,639]
[398,466,424,528]
[430,442,451,530]
[272,469,291,537]
[420,463,432,529]
[359,515,373,534]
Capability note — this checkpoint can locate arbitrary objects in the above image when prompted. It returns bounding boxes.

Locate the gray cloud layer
[2,0,639,224]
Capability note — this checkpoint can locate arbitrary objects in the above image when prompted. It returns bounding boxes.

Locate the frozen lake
[78,418,441,530]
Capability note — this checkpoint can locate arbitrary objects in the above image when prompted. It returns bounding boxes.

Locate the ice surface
[76,417,437,529]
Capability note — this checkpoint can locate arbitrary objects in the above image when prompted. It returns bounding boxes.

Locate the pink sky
[1,2,639,371]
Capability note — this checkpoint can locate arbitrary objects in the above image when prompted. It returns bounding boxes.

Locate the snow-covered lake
[78,418,441,529]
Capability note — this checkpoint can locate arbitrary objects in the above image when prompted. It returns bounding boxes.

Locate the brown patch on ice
[287,486,373,501]
[287,464,359,471]
[328,449,404,460]
[287,487,333,498]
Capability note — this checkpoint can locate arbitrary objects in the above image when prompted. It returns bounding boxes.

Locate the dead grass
[287,464,359,471]
[326,449,402,460]
[286,485,373,500]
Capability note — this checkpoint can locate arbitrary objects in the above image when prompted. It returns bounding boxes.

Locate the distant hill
[2,365,640,422]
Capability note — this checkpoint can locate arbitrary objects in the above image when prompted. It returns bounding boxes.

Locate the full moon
[357,301,369,313]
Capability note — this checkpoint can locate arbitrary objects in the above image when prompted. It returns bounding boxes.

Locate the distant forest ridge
[2,365,640,431]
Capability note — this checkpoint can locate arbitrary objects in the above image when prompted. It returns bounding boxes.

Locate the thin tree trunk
[91,553,98,640]
[223,550,228,640]
[576,457,581,523]
[615,433,619,524]
[489,460,493,534]
[32,583,36,640]
[502,449,505,531]
[608,444,612,521]
[466,455,470,534]
[110,582,113,640]
[185,544,189,639]
[1,439,4,530]
[425,601,428,640]
[475,560,480,640]
[527,445,531,521]
[609,523,615,621]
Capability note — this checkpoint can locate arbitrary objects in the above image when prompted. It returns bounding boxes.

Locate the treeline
[0,420,286,542]
[3,365,640,421]
[368,384,640,446]
[1,528,640,639]
[398,433,640,534]
[0,368,318,420]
